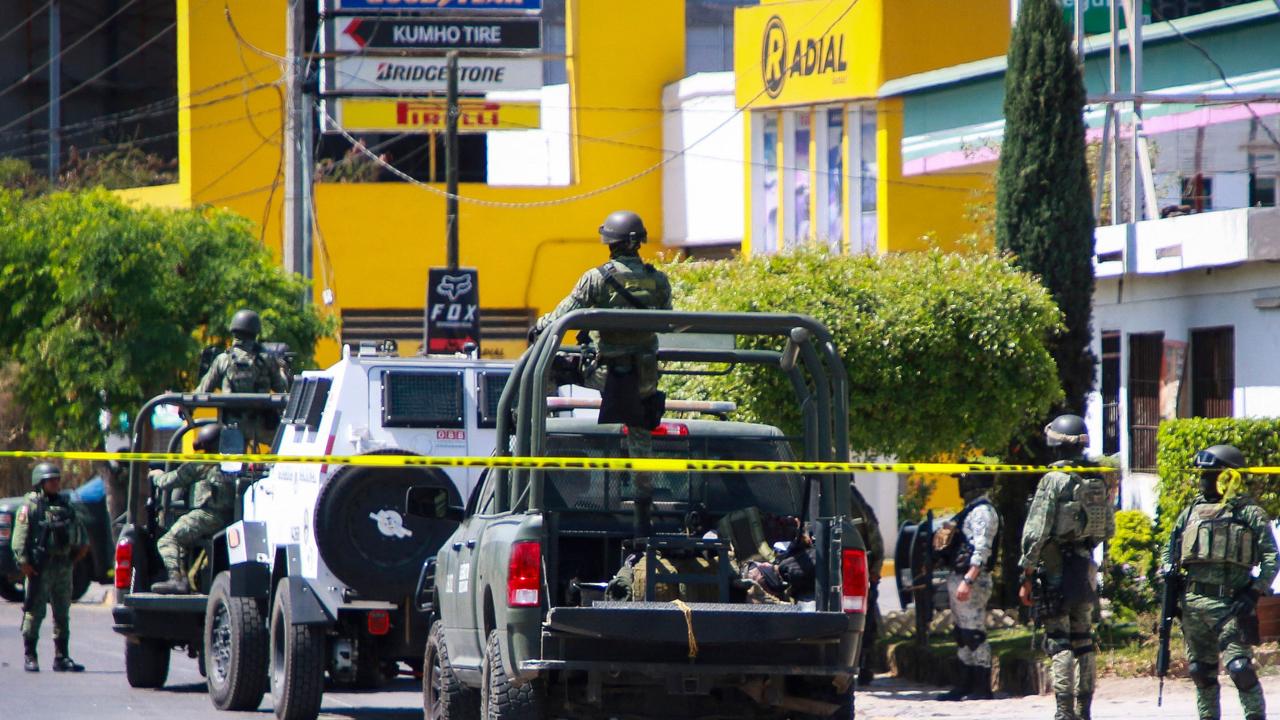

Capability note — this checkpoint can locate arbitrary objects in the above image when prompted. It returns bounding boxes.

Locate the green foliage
[660,246,1064,459]
[898,474,936,524]
[1154,417,1280,543]
[996,0,1097,420]
[1105,509,1158,617]
[0,188,334,450]
[58,145,176,190]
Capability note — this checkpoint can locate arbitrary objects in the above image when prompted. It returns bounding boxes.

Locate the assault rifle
[1155,566,1182,707]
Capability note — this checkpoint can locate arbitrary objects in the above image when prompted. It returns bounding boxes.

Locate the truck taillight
[367,609,390,636]
[841,548,869,614]
[621,422,688,436]
[507,541,541,608]
[115,537,133,590]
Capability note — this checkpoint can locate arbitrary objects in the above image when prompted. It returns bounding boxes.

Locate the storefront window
[825,108,844,252]
[793,111,811,245]
[858,109,878,253]
[760,114,779,254]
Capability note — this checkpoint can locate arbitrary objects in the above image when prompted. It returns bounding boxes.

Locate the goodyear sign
[337,98,541,133]
[734,0,879,108]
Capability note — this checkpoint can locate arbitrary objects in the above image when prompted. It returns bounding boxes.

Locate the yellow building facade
[125,0,685,365]
[733,0,1009,256]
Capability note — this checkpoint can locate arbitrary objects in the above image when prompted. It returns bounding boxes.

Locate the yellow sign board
[337,98,541,133]
[734,0,881,108]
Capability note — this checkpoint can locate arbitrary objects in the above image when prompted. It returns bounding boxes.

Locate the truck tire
[0,578,23,602]
[424,621,479,720]
[125,638,171,688]
[481,629,543,720]
[269,578,325,720]
[314,454,459,600]
[205,571,268,711]
[793,678,854,720]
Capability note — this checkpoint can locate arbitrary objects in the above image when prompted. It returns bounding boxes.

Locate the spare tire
[314,450,462,600]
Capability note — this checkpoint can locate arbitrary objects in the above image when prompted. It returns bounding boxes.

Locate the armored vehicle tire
[314,453,460,600]
[205,572,269,711]
[270,579,325,720]
[424,621,479,720]
[125,638,171,688]
[481,629,544,720]
[0,578,23,602]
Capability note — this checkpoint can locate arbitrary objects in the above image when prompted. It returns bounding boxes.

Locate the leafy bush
[660,246,1064,459]
[1105,509,1157,617]
[0,188,334,450]
[1154,418,1280,544]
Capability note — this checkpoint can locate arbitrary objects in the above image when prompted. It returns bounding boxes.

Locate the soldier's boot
[935,663,974,701]
[22,638,38,672]
[963,664,994,700]
[1074,693,1093,720]
[150,569,190,595]
[1054,693,1079,720]
[53,638,84,672]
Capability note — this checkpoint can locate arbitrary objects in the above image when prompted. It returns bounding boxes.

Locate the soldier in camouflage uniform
[1161,444,1277,720]
[149,424,237,594]
[12,463,88,672]
[849,482,884,684]
[530,210,672,538]
[936,471,1000,701]
[196,309,289,447]
[1018,414,1114,720]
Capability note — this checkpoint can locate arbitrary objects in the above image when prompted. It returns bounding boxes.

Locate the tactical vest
[597,260,665,351]
[934,498,1000,572]
[1051,474,1111,544]
[1180,499,1257,569]
[27,494,76,556]
[223,345,270,393]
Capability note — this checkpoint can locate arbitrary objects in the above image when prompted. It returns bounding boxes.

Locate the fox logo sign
[427,267,481,354]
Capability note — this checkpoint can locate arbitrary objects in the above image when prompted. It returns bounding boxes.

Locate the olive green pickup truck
[412,310,870,720]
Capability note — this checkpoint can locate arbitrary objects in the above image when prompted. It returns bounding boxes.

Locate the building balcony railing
[1093,206,1280,277]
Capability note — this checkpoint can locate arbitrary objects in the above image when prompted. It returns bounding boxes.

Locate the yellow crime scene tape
[0,449,1135,475]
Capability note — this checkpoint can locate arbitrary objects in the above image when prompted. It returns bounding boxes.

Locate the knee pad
[1044,632,1071,656]
[1227,657,1259,692]
[955,628,987,651]
[1069,632,1095,655]
[1188,662,1219,690]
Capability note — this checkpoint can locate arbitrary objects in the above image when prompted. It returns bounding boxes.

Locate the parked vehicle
[0,476,115,603]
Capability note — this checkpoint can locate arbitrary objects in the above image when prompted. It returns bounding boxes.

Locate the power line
[0,0,144,101]
[0,0,54,46]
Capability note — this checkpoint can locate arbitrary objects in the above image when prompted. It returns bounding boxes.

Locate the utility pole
[1108,0,1121,223]
[47,0,60,181]
[283,0,313,300]
[445,50,460,271]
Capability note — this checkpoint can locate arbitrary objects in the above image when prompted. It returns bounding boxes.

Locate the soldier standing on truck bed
[148,424,236,594]
[196,309,289,448]
[12,463,88,673]
[1018,414,1114,720]
[1161,444,1277,720]
[528,210,672,539]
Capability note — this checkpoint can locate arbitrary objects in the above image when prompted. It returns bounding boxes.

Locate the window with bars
[1100,331,1121,456]
[1191,327,1234,418]
[1128,332,1164,472]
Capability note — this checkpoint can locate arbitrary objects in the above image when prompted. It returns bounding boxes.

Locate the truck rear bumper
[112,593,209,642]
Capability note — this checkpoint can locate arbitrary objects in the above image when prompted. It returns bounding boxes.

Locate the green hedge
[1155,417,1280,544]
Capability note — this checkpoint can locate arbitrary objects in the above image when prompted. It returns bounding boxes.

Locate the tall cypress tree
[996,0,1096,419]
[993,0,1097,606]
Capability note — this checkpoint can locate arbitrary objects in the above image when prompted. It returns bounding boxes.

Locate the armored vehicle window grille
[541,433,804,516]
[383,371,465,428]
[477,371,510,428]
[282,378,331,429]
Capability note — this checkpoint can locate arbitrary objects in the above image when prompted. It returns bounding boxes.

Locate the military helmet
[31,462,61,487]
[193,423,223,453]
[228,309,262,338]
[1194,444,1245,470]
[1044,414,1088,447]
[598,210,647,245]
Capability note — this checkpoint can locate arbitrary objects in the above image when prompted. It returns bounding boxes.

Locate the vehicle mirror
[218,426,245,474]
[405,486,463,522]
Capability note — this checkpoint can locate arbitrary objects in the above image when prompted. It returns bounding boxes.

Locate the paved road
[4,587,1278,720]
[0,589,424,720]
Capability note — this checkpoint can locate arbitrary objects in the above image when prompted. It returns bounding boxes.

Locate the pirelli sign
[336,98,540,133]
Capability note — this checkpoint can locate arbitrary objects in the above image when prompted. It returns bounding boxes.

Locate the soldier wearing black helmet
[11,462,88,672]
[528,211,672,538]
[148,424,237,594]
[1161,444,1277,720]
[196,309,289,447]
[1018,414,1114,720]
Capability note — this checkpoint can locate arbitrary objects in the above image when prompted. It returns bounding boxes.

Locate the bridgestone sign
[327,56,542,93]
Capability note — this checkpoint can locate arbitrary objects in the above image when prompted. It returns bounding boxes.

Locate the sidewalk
[857,674,1280,719]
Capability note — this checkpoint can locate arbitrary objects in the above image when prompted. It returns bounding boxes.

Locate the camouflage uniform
[849,484,884,681]
[1019,465,1114,720]
[948,497,1000,669]
[196,338,288,446]
[11,491,87,655]
[1162,494,1278,720]
[154,463,235,579]
[533,254,672,504]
